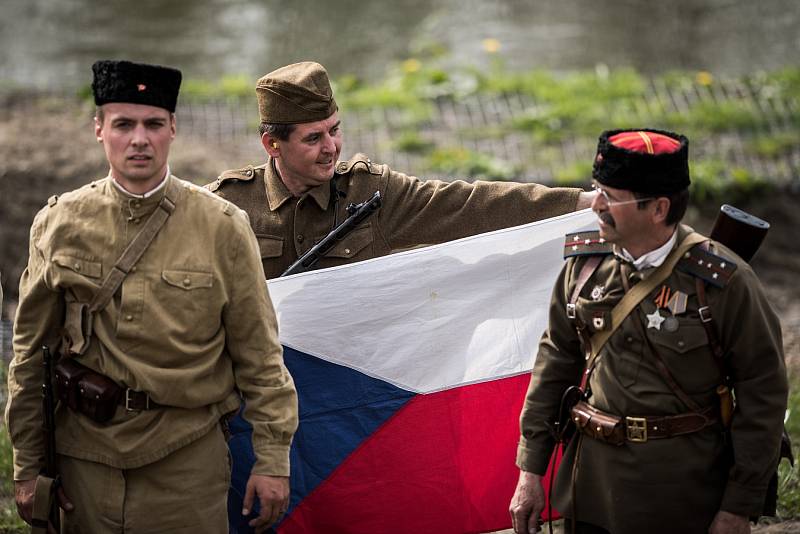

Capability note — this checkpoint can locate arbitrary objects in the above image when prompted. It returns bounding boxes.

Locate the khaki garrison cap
[256,61,338,124]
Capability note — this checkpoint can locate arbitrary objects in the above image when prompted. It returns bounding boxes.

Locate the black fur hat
[92,60,182,112]
[592,129,690,195]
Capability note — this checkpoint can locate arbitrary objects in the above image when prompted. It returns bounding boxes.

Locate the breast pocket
[320,224,373,260]
[649,321,718,393]
[151,269,219,338]
[256,235,283,259]
[50,253,103,301]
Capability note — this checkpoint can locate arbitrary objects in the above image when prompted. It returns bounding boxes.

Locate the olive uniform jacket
[5,175,298,481]
[206,154,582,278]
[516,224,787,533]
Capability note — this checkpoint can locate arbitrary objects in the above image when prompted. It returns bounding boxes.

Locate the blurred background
[1,1,799,531]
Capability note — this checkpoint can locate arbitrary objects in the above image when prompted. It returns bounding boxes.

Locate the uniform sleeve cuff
[720,480,768,517]
[251,444,291,477]
[13,450,44,481]
[515,438,553,475]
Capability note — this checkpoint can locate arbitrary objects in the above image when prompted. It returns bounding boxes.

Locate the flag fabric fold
[227,210,597,534]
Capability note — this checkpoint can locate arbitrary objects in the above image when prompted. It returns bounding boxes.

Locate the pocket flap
[162,270,213,290]
[650,323,709,354]
[52,255,102,278]
[322,224,373,259]
[256,235,284,259]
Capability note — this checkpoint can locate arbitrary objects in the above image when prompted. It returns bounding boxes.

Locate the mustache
[598,211,616,228]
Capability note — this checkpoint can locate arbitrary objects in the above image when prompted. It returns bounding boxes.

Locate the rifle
[32,345,60,533]
[707,204,791,517]
[281,191,382,277]
[709,204,769,262]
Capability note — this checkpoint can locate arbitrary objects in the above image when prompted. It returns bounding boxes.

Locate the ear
[652,197,671,225]
[262,133,280,158]
[169,113,177,140]
[94,116,104,143]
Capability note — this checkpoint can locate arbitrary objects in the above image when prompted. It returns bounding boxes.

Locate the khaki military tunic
[207,154,582,278]
[5,175,298,481]
[517,225,787,533]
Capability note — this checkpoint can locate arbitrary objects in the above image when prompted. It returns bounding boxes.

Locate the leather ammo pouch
[54,358,122,423]
[570,400,625,446]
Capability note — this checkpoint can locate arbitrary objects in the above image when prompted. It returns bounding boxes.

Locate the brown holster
[54,357,163,423]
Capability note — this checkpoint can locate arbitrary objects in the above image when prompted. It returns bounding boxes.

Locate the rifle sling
[88,182,177,314]
[31,475,58,534]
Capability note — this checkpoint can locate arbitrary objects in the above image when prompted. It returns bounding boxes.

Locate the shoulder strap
[88,182,178,313]
[583,232,707,374]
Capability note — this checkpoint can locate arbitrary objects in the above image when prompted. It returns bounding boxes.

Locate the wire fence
[175,78,800,185]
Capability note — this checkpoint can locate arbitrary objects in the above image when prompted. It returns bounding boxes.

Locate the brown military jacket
[206,154,582,278]
[516,224,787,533]
[5,175,298,480]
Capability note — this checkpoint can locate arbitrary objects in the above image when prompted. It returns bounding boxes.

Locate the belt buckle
[626,416,647,442]
[125,389,149,411]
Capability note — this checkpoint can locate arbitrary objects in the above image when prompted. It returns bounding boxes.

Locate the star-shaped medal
[646,309,665,330]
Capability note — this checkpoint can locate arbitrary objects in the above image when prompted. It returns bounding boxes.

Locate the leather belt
[571,400,718,445]
[118,388,164,411]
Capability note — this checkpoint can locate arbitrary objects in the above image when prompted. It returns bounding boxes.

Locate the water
[1,0,798,90]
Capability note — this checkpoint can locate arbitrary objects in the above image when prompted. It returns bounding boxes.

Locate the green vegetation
[68,46,799,193]
[778,378,800,519]
[426,147,518,181]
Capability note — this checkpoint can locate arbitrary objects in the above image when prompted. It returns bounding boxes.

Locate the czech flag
[228,210,597,534]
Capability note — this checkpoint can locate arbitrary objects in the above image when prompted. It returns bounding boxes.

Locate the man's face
[95,102,175,189]
[273,112,342,192]
[591,182,655,248]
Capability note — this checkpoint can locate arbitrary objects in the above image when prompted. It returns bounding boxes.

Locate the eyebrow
[301,121,341,141]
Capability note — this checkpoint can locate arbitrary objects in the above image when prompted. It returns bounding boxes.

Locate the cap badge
[137,84,147,91]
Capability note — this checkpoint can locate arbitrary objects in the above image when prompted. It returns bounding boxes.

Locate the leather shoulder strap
[88,181,178,313]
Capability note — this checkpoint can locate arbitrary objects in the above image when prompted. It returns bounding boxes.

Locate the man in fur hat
[509,129,787,534]
[6,60,298,533]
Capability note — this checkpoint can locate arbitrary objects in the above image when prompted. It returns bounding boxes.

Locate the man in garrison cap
[206,61,597,280]
[509,129,787,534]
[205,60,596,530]
[6,59,298,533]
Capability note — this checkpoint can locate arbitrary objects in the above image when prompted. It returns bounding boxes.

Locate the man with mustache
[509,129,787,534]
[207,61,595,280]
[6,60,297,533]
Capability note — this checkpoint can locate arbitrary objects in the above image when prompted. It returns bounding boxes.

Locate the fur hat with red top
[592,128,690,195]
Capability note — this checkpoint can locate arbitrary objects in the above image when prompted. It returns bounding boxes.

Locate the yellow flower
[402,58,421,73]
[482,38,501,54]
[696,71,714,86]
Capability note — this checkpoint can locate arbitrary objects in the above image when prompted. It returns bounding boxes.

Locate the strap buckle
[125,389,149,411]
[566,303,577,319]
[698,306,712,323]
[626,416,648,442]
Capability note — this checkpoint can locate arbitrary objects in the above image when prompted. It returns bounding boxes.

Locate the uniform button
[677,340,685,348]
[125,315,133,321]
[297,235,304,243]
[132,200,141,208]
[626,336,634,343]
[131,266,137,273]
[183,278,191,287]
[74,263,81,271]
[344,248,351,255]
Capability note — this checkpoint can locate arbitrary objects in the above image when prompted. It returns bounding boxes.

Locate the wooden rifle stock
[709,204,769,263]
